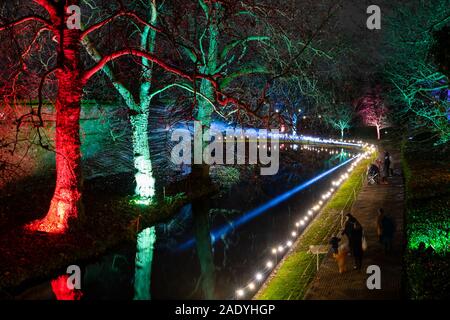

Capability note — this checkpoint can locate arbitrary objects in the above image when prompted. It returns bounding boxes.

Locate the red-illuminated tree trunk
[29,27,84,233]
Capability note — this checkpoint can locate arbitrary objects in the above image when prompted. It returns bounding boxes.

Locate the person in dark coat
[380,214,396,253]
[329,236,341,254]
[342,214,355,252]
[342,214,364,269]
[383,151,391,179]
[351,223,364,270]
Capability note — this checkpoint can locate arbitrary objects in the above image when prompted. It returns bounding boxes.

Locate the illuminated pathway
[234,147,375,298]
[303,147,404,300]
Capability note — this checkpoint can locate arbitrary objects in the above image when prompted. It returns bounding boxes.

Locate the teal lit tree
[82,0,158,204]
[385,0,450,144]
[324,104,353,140]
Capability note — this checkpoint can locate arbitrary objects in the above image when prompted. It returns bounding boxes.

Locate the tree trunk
[134,226,156,300]
[193,3,221,181]
[340,128,344,140]
[27,27,83,233]
[131,112,156,202]
[376,125,381,140]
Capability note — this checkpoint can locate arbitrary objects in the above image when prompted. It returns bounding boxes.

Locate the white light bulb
[287,241,293,247]
[248,283,255,290]
[292,231,297,237]
[272,248,277,254]
[256,273,263,281]
[278,246,284,252]
[266,261,273,268]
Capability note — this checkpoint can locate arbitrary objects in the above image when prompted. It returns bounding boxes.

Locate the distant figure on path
[383,151,391,179]
[376,208,384,241]
[380,213,396,253]
[388,153,394,176]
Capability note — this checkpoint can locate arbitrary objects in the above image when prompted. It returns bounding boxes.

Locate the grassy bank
[255,151,376,300]
[402,141,450,299]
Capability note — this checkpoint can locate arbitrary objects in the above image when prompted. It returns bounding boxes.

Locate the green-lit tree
[168,0,273,179]
[385,0,450,144]
[324,103,353,139]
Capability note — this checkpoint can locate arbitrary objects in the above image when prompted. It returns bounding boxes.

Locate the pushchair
[367,164,379,185]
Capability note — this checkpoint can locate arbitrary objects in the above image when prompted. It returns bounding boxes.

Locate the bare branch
[80,10,161,40]
[0,15,52,32]
[82,48,215,83]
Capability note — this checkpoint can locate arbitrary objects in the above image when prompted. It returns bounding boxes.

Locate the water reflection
[133,227,156,300]
[192,199,215,299]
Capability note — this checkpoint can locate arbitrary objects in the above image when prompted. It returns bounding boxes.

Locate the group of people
[367,151,393,184]
[327,149,397,273]
[329,209,396,272]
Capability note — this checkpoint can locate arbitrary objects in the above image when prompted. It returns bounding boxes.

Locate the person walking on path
[342,214,364,270]
[376,208,384,241]
[388,154,394,176]
[380,213,396,253]
[351,223,364,270]
[342,214,356,253]
[383,151,391,179]
[329,235,341,254]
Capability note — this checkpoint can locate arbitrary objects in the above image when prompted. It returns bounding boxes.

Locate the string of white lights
[234,144,376,299]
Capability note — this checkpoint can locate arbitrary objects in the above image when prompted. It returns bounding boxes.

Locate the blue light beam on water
[177,156,357,251]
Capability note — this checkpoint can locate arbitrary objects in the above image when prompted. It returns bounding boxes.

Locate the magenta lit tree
[357,88,389,140]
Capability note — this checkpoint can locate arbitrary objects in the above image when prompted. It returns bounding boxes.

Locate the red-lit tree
[0,0,219,233]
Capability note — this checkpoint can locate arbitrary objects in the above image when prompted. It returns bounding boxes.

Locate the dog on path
[333,249,348,273]
[332,238,349,273]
